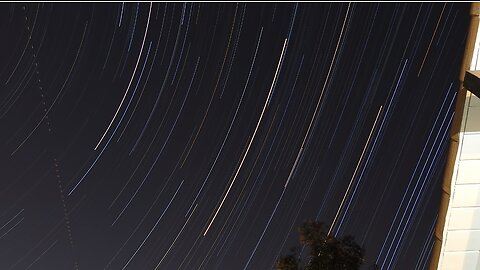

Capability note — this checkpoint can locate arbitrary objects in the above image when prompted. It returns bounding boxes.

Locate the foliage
[276,220,365,270]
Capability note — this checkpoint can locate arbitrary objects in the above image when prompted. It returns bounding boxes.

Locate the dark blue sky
[0,3,470,269]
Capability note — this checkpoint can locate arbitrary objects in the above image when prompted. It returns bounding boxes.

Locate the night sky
[0,2,471,270]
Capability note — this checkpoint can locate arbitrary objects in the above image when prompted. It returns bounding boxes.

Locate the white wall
[439,92,480,270]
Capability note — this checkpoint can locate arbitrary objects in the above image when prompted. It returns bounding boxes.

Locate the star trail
[0,2,471,269]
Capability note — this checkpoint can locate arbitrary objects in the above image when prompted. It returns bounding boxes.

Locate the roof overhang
[464,70,480,98]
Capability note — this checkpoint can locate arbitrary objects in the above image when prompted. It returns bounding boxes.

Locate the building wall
[429,3,480,269]
[438,91,480,269]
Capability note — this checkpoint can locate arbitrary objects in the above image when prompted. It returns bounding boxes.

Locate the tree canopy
[276,220,365,270]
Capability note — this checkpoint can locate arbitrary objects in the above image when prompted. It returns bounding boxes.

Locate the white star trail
[94,3,152,151]
[203,37,287,236]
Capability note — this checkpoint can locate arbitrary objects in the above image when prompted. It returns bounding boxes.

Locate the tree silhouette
[276,220,365,270]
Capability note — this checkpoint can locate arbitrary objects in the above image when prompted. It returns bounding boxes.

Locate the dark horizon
[0,2,470,269]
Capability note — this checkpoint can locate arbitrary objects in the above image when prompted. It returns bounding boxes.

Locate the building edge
[428,3,480,270]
